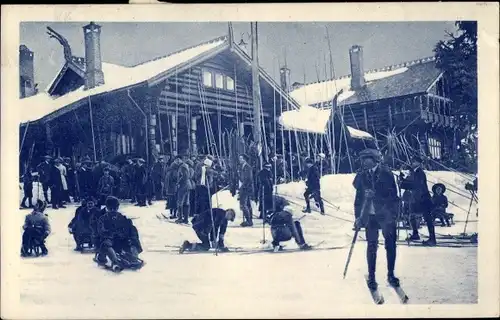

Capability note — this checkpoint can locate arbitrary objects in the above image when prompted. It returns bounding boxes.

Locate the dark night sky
[20,21,456,91]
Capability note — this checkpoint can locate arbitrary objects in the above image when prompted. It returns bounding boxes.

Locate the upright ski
[365,274,384,305]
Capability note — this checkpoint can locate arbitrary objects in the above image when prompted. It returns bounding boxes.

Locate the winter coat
[192,208,228,243]
[431,194,448,212]
[150,162,165,183]
[238,162,254,194]
[76,167,93,195]
[97,211,129,241]
[305,164,321,191]
[177,163,194,194]
[36,161,52,184]
[68,205,95,235]
[56,164,68,190]
[353,165,400,228]
[399,167,433,214]
[135,165,148,187]
[49,165,63,190]
[23,210,51,236]
[98,175,115,196]
[165,163,180,195]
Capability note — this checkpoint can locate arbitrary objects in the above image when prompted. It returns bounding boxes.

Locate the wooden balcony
[420,110,457,128]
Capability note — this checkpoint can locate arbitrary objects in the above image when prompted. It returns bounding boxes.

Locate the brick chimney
[19,45,36,98]
[280,66,291,93]
[83,22,104,90]
[349,45,366,90]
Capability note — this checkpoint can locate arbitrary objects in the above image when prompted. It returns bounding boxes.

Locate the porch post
[45,122,54,156]
[147,94,158,163]
[191,116,198,156]
[171,114,178,157]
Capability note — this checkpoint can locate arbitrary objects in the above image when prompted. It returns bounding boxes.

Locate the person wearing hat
[175,157,193,224]
[399,154,436,246]
[95,196,143,270]
[97,168,115,207]
[21,199,51,257]
[164,156,182,219]
[48,157,65,209]
[431,183,451,227]
[68,197,99,251]
[257,162,274,220]
[36,155,53,204]
[353,148,401,290]
[77,159,94,200]
[179,208,236,253]
[54,157,70,204]
[238,154,254,227]
[150,155,166,202]
[302,157,325,215]
[134,158,148,207]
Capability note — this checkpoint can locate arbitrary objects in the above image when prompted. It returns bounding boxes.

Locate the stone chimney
[19,45,36,98]
[349,45,366,90]
[280,66,291,93]
[83,22,104,90]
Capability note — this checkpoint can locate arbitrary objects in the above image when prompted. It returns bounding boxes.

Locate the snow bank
[18,39,227,124]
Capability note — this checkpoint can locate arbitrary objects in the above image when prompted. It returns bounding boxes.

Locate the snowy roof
[290,57,440,107]
[19,37,228,124]
[279,105,332,134]
[346,126,373,139]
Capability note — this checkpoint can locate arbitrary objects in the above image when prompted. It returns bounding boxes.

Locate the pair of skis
[365,275,409,305]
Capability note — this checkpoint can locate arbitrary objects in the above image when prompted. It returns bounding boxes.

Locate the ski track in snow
[14,172,477,318]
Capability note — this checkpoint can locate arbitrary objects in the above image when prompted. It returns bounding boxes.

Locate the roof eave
[146,42,230,87]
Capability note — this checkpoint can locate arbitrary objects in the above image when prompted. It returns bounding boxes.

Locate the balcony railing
[421,110,456,128]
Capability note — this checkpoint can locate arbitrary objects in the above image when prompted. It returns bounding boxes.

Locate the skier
[268,196,312,252]
[20,167,34,209]
[165,156,182,218]
[399,155,436,246]
[95,196,143,270]
[302,158,325,215]
[179,208,236,253]
[238,154,254,227]
[36,155,52,204]
[21,200,51,257]
[257,162,274,220]
[353,148,401,290]
[431,183,451,227]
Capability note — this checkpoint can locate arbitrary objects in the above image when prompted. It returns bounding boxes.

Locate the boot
[28,198,33,208]
[179,240,191,254]
[300,243,312,250]
[40,244,48,256]
[422,239,436,246]
[407,233,420,241]
[302,206,311,213]
[367,273,378,290]
[387,273,400,287]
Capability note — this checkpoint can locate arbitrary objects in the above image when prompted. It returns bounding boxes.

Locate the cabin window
[226,76,235,91]
[215,73,224,89]
[428,137,442,160]
[202,70,213,87]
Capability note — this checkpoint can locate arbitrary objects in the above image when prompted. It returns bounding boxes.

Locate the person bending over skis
[95,196,143,271]
[180,208,236,253]
[269,196,312,252]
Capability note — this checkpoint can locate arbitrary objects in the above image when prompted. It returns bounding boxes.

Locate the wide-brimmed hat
[432,183,446,194]
[359,148,382,162]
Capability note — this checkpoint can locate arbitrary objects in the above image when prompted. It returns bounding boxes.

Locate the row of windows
[202,69,235,91]
[428,137,442,160]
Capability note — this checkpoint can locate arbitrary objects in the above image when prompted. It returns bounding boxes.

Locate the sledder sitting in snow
[431,183,452,227]
[269,196,312,252]
[21,200,51,257]
[180,208,236,253]
[68,197,99,251]
[95,196,144,271]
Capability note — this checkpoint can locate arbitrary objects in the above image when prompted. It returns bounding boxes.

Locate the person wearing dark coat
[399,155,436,246]
[302,158,325,215]
[134,159,149,207]
[20,167,34,209]
[95,196,143,269]
[180,208,236,253]
[128,160,139,203]
[238,154,254,227]
[353,148,401,290]
[431,183,451,227]
[36,156,53,204]
[21,200,51,257]
[77,160,94,200]
[68,198,99,251]
[49,159,65,209]
[176,159,194,224]
[150,156,166,201]
[97,168,115,207]
[191,157,214,219]
[257,162,274,219]
[165,158,181,219]
[63,157,75,203]
[268,195,312,252]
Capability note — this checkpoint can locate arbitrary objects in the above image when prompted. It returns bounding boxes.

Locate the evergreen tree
[434,21,477,172]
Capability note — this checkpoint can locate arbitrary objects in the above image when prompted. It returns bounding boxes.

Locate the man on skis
[257,162,274,220]
[238,154,254,227]
[268,196,312,252]
[303,158,325,215]
[399,155,436,246]
[180,208,236,253]
[353,148,401,290]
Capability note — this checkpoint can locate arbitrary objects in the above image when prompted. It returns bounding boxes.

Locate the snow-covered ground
[11,171,478,318]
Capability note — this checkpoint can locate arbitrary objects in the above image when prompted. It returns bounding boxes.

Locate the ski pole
[343,228,359,279]
[462,190,475,236]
